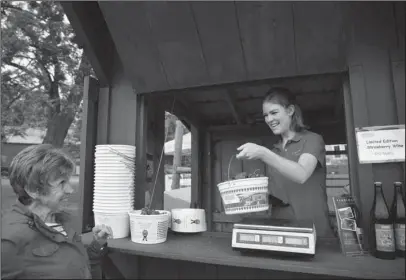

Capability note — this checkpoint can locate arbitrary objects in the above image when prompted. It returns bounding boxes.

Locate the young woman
[236,87,334,237]
[2,144,113,279]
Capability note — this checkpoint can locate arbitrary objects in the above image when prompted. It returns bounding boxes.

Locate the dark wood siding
[98,2,348,93]
[235,2,296,80]
[345,1,405,248]
[67,0,404,257]
[293,2,346,75]
[137,256,344,279]
[191,2,247,83]
[105,252,355,280]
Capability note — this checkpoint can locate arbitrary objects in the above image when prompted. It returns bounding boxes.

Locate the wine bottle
[391,182,405,258]
[370,182,396,259]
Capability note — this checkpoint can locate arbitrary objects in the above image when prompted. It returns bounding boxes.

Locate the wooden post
[171,120,184,190]
[346,48,404,249]
[78,76,99,233]
[205,131,213,232]
[191,125,202,208]
[150,102,165,210]
[96,87,111,145]
[135,94,147,209]
[343,1,404,249]
[342,75,363,209]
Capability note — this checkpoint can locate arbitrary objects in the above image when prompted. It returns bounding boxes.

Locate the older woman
[1,144,112,279]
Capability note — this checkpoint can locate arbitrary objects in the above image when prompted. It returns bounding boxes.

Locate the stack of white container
[93,144,136,239]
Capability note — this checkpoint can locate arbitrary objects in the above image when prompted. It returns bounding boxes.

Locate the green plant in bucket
[140,207,163,215]
[232,169,264,180]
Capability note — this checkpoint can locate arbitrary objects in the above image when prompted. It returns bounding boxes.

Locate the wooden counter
[102,232,405,279]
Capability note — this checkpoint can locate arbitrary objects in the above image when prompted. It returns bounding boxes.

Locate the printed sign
[395,223,405,252]
[333,195,366,256]
[375,224,395,252]
[355,125,405,164]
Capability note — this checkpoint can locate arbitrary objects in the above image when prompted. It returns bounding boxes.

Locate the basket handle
[227,155,261,182]
[227,155,236,182]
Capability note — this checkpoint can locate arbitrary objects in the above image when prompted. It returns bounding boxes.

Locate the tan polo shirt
[267,130,334,238]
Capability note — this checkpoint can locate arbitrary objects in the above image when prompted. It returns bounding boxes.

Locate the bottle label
[395,223,405,251]
[375,224,395,252]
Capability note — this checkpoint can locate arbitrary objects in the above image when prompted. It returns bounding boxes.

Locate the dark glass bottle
[391,182,405,258]
[370,182,396,259]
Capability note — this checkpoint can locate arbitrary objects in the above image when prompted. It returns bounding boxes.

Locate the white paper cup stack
[93,145,136,239]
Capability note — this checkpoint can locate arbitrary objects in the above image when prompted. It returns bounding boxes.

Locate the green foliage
[1,1,188,152]
[1,1,93,146]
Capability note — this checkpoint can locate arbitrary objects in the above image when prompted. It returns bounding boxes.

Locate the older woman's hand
[236,143,267,160]
[92,224,113,246]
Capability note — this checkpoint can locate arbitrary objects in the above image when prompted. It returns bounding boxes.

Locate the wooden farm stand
[62,2,405,279]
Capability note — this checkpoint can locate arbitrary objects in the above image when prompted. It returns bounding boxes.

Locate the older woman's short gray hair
[9,144,76,205]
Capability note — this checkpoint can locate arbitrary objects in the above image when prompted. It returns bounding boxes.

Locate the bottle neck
[394,185,405,204]
[375,185,384,198]
[374,185,388,210]
[393,186,399,202]
[394,185,406,219]
[395,185,405,205]
[395,185,403,196]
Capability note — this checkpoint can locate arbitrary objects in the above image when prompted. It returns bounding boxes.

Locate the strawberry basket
[217,156,270,215]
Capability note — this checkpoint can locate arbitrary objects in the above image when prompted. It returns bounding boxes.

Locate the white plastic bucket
[217,176,269,215]
[171,208,207,233]
[128,210,170,244]
[93,211,130,239]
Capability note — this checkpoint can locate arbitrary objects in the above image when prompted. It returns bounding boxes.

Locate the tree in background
[1,1,93,147]
[165,111,189,142]
[1,1,188,154]
[164,112,191,174]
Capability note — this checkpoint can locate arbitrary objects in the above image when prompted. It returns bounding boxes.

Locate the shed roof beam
[157,95,202,130]
[224,88,244,125]
[61,2,116,86]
